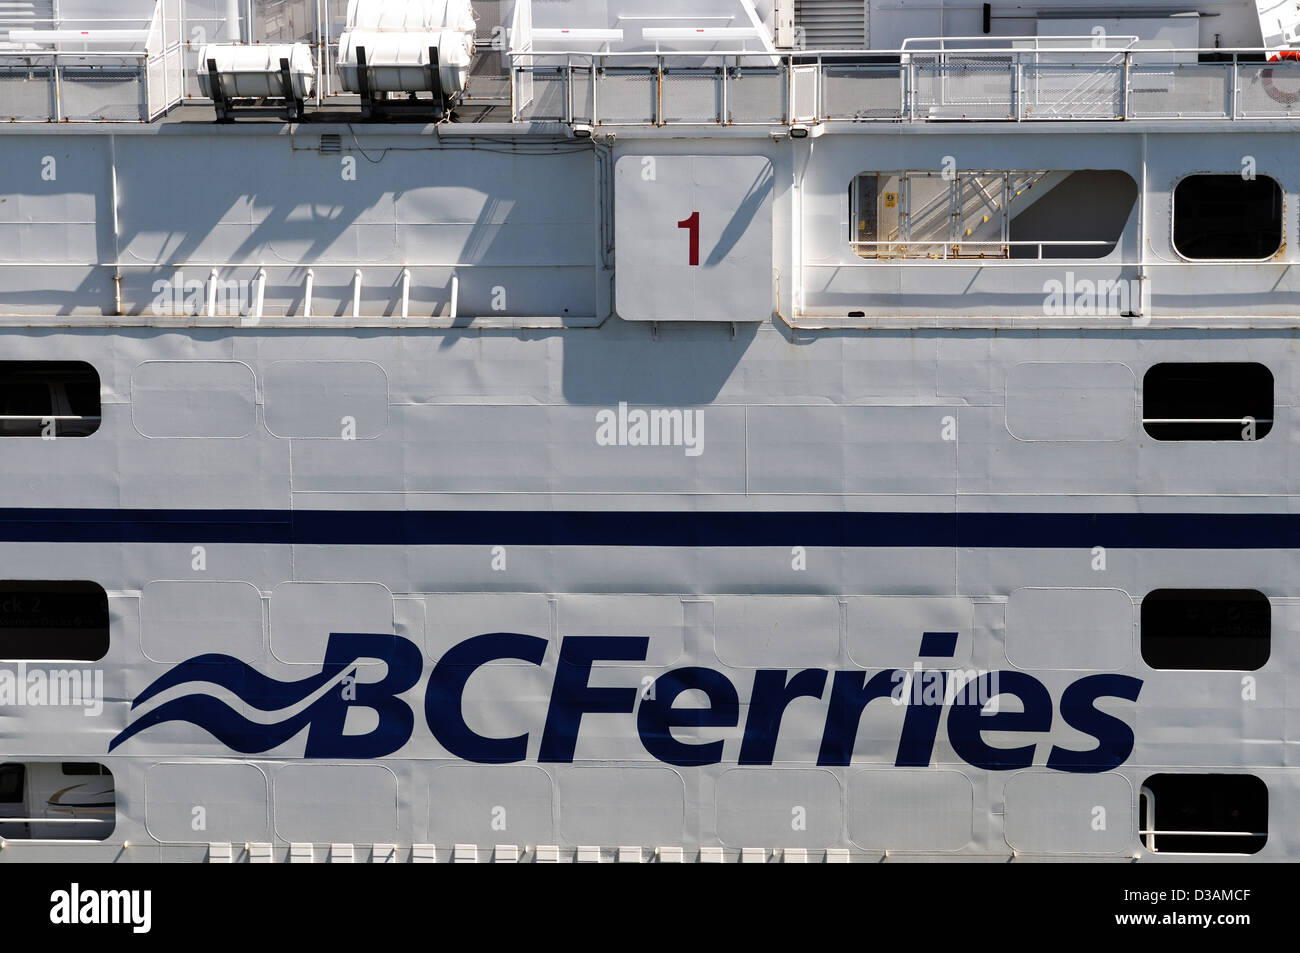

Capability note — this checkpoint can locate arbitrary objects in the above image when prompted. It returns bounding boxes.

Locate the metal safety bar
[851,239,1114,260]
[506,47,1300,126]
[1138,829,1268,837]
[1143,418,1273,424]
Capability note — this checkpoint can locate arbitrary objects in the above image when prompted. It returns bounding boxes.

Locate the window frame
[1141,362,1275,442]
[1139,773,1268,855]
[1170,172,1284,263]
[1140,588,1271,672]
[0,580,110,663]
[847,169,1135,261]
[0,360,102,439]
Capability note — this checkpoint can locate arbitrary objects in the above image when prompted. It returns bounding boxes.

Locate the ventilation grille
[794,0,866,50]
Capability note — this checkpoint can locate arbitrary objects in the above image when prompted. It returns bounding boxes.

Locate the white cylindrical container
[346,0,475,35]
[197,43,316,100]
[338,29,472,94]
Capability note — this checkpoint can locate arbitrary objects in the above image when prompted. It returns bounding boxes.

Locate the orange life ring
[1263,51,1300,106]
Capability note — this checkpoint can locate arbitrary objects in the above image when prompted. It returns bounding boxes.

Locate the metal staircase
[872,171,1062,259]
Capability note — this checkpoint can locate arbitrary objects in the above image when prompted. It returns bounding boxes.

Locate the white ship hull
[0,0,1295,864]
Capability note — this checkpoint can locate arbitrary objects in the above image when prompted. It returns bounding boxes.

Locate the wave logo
[108,633,422,757]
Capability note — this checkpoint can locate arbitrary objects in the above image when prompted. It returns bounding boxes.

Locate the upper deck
[3,1,1300,332]
[4,0,1300,126]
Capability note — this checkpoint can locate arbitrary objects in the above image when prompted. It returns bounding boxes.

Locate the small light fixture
[572,123,593,138]
[789,124,810,139]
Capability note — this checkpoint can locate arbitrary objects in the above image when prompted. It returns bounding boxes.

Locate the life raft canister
[1262,50,1300,106]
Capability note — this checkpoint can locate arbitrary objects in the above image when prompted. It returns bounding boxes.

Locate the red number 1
[677,211,700,266]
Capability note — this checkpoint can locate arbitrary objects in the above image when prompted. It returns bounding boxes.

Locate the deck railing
[509,47,1300,126]
[0,0,183,122]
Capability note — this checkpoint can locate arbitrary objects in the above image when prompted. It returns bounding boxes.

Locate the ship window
[0,761,115,842]
[0,764,23,802]
[849,170,1134,260]
[0,361,101,437]
[0,582,109,662]
[1141,589,1270,671]
[1142,363,1273,440]
[1173,175,1282,260]
[1139,774,1267,855]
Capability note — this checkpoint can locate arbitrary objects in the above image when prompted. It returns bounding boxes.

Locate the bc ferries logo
[109,633,422,757]
[111,631,1143,772]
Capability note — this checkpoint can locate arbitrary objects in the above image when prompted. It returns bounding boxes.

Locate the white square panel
[615,154,774,321]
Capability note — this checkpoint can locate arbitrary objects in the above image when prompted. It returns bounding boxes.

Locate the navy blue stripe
[0,508,1291,548]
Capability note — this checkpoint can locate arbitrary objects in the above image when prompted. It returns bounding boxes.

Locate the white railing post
[1140,786,1156,852]
[251,267,266,322]
[1014,54,1023,120]
[315,0,325,106]
[656,54,664,126]
[1230,53,1238,119]
[1122,50,1131,118]
[565,53,573,123]
[907,57,916,121]
[352,269,363,319]
[400,268,410,320]
[206,268,219,319]
[720,56,728,124]
[303,268,314,319]
[816,52,824,122]
[785,54,793,124]
[509,53,517,121]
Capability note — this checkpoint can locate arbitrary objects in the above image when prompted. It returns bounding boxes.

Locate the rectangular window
[0,761,115,842]
[0,764,24,803]
[0,361,101,437]
[1173,175,1283,260]
[1142,363,1273,440]
[0,582,109,661]
[849,170,1134,260]
[1141,589,1270,670]
[1140,774,1267,855]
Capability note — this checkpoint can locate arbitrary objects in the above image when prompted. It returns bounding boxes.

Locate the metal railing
[509,47,1300,126]
[850,239,1115,260]
[0,415,102,437]
[0,0,184,122]
[1138,785,1268,853]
